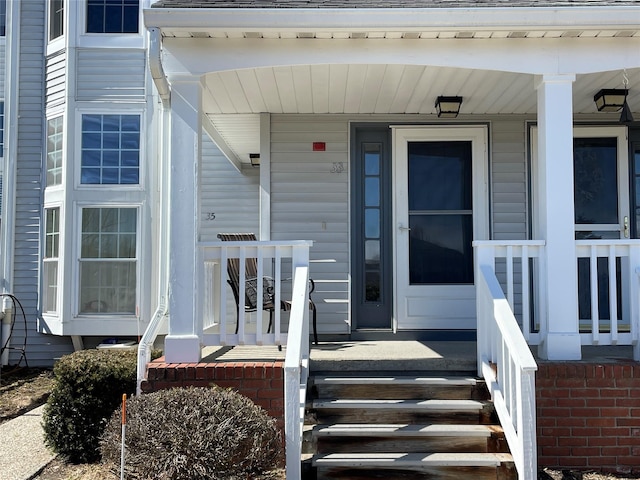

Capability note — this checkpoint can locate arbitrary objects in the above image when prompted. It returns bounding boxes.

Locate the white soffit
[206,113,261,164]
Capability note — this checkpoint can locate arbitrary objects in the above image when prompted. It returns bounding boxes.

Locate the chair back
[217,233,261,309]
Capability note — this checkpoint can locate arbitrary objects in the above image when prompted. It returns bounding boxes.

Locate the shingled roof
[151,0,640,8]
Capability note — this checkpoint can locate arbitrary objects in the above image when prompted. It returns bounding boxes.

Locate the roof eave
[143,6,640,32]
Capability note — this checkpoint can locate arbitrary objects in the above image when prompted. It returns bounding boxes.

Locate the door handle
[624,216,630,238]
[399,225,411,232]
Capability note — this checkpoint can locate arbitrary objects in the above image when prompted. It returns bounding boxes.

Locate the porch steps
[303,374,515,480]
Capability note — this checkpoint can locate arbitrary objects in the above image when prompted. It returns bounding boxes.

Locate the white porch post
[164,76,203,363]
[535,74,581,360]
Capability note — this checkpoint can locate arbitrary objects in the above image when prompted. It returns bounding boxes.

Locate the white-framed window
[79,206,137,315]
[49,0,64,41]
[47,116,63,187]
[80,113,140,185]
[86,0,139,34]
[44,207,61,314]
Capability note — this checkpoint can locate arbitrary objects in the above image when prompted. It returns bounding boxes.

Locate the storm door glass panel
[408,141,473,285]
[574,137,618,238]
[363,143,382,303]
[574,137,622,323]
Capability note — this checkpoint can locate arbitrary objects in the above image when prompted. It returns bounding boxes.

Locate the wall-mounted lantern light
[249,153,260,167]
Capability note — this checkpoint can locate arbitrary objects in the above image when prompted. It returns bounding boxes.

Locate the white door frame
[392,125,489,331]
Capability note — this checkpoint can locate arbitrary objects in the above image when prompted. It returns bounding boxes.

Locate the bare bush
[100,386,281,480]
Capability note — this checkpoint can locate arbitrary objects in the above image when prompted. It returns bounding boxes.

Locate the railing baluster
[256,248,264,345]
[220,247,228,345]
[589,247,599,344]
[609,245,618,344]
[522,245,531,341]
[238,246,247,344]
[507,245,514,309]
[274,247,282,346]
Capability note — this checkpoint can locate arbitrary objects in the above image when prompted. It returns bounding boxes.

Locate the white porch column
[164,76,203,363]
[535,74,581,360]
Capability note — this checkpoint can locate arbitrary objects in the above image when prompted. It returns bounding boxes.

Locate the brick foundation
[140,358,285,437]
[537,362,640,475]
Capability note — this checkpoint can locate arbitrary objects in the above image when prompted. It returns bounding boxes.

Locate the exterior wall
[199,133,259,241]
[8,0,73,364]
[45,51,65,109]
[271,114,350,335]
[75,49,146,101]
[269,114,531,335]
[537,362,640,475]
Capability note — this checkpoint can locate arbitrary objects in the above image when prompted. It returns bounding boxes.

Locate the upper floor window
[47,116,63,187]
[81,114,140,185]
[0,0,6,37]
[49,0,64,41]
[44,207,60,313]
[86,0,139,34]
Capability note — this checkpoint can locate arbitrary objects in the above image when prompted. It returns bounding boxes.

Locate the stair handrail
[476,262,538,480]
[284,258,311,480]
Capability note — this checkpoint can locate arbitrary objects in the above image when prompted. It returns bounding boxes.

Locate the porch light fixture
[249,153,260,167]
[593,89,627,112]
[435,96,463,118]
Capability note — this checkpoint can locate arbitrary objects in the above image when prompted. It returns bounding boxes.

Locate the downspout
[1,0,21,366]
[148,27,170,109]
[137,26,171,393]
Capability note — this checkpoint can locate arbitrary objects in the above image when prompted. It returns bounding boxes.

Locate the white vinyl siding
[270,115,350,335]
[76,49,145,101]
[45,51,65,109]
[491,118,529,241]
[199,133,259,241]
[0,39,5,95]
[12,0,72,365]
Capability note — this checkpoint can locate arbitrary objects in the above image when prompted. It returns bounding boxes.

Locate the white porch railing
[199,240,312,347]
[474,241,542,480]
[575,240,640,358]
[199,240,312,480]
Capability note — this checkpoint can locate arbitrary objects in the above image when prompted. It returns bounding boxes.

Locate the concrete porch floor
[200,340,637,372]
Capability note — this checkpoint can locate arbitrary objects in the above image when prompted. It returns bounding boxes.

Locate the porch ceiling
[204,65,640,166]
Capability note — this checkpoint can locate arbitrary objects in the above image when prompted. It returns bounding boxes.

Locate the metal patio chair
[217,233,318,344]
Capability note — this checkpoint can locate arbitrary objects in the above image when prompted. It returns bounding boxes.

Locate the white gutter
[148,27,170,108]
[0,0,21,366]
[144,6,640,32]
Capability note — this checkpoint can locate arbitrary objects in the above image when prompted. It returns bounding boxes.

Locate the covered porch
[140,3,640,479]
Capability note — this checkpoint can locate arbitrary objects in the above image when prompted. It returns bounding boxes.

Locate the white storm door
[394,127,488,331]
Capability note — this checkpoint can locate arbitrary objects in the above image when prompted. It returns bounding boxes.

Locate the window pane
[364,178,380,207]
[49,0,64,40]
[81,114,140,185]
[364,209,380,238]
[364,148,380,175]
[408,141,472,211]
[43,262,58,313]
[409,214,473,284]
[79,261,136,314]
[574,137,618,225]
[87,0,139,34]
[0,0,7,37]
[46,117,63,187]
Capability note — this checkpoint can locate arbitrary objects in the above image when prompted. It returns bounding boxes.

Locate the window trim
[48,0,64,42]
[75,109,145,191]
[74,203,141,319]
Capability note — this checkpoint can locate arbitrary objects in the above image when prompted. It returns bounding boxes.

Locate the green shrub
[43,349,137,463]
[100,386,282,480]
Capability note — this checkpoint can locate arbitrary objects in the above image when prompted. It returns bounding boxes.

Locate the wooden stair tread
[313,452,514,467]
[312,398,486,410]
[314,376,477,386]
[313,423,501,438]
